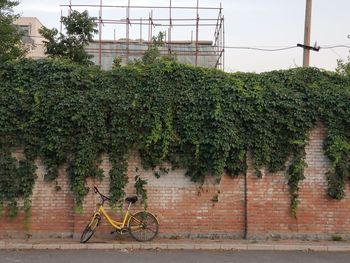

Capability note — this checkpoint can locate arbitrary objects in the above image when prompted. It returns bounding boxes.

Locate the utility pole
[303,0,312,67]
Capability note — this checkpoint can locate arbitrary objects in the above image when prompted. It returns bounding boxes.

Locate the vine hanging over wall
[0,58,349,217]
[0,153,36,218]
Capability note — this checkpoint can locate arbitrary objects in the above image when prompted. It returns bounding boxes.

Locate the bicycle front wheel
[128,211,159,242]
[80,214,101,243]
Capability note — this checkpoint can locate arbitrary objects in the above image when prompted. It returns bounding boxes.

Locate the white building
[13,17,46,59]
[87,40,219,70]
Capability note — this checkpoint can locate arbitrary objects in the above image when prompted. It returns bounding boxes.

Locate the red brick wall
[246,123,350,240]
[1,123,350,240]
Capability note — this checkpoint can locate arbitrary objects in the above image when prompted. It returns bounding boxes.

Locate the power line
[224,45,350,52]
[320,45,350,49]
[20,34,350,52]
[223,46,298,51]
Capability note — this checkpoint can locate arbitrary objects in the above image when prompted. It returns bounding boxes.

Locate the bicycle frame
[92,202,133,230]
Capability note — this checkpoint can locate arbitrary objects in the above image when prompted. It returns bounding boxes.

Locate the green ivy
[287,144,307,218]
[109,155,129,208]
[324,135,350,199]
[0,58,349,217]
[0,153,36,218]
[134,175,148,209]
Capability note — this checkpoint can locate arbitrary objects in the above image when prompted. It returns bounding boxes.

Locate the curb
[1,242,350,251]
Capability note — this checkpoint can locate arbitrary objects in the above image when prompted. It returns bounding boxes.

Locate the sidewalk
[1,237,350,251]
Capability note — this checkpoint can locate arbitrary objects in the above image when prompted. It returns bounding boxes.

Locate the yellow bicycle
[80,186,159,243]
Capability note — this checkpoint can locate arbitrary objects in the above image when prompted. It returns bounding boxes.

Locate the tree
[336,55,350,76]
[124,31,174,68]
[141,31,165,65]
[0,0,26,62]
[39,10,97,65]
[112,56,122,69]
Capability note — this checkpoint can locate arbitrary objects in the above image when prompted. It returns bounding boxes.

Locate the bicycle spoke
[128,211,159,242]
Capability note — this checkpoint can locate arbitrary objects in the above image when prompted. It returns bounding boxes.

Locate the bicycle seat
[125,196,138,204]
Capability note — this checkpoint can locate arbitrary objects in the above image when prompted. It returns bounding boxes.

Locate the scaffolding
[61,0,225,70]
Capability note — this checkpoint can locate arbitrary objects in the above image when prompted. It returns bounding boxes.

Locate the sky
[14,0,350,73]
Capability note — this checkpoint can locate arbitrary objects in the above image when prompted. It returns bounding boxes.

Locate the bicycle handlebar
[93,186,110,203]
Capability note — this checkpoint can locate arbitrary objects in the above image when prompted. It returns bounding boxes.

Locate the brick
[2,123,350,240]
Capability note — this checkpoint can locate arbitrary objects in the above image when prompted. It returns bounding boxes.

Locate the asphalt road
[1,250,350,263]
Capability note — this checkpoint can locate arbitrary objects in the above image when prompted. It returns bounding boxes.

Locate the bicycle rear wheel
[128,211,159,242]
[80,214,101,243]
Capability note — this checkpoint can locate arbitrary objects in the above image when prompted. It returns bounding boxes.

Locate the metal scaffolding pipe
[62,0,225,70]
[60,4,221,10]
[195,0,199,66]
[126,0,130,63]
[98,0,102,66]
[168,0,172,55]
[96,21,219,26]
[222,13,225,71]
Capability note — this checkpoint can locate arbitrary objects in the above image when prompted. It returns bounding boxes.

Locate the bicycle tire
[128,211,159,242]
[80,214,101,243]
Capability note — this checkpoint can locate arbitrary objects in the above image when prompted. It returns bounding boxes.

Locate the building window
[18,25,30,36]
